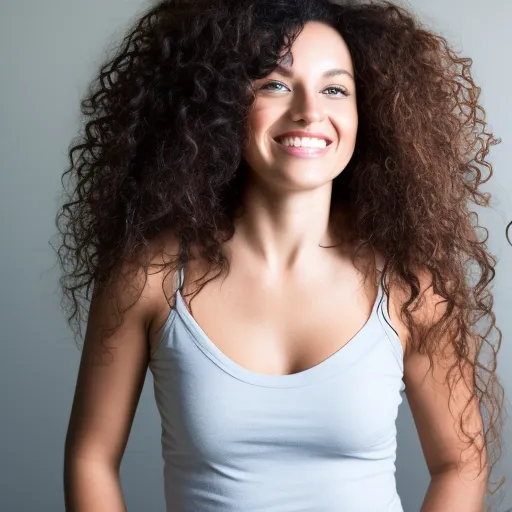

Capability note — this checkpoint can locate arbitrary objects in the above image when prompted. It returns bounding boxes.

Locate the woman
[57,0,506,510]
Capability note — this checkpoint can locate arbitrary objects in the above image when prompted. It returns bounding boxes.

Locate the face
[242,21,358,193]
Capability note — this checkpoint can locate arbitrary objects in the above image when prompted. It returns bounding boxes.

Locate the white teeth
[278,136,328,148]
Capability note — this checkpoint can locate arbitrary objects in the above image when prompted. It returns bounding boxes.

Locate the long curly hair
[53,0,506,506]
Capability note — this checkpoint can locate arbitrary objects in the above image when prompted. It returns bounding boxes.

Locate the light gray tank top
[148,264,406,512]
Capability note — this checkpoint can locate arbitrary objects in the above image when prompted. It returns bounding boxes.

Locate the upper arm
[64,266,162,470]
[403,272,487,479]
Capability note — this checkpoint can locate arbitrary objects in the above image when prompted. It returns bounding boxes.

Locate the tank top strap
[377,270,391,320]
[376,269,404,372]
[176,262,184,291]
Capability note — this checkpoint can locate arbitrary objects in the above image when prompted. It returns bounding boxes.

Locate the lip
[273,130,333,144]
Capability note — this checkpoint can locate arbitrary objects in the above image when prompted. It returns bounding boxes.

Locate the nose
[289,89,325,124]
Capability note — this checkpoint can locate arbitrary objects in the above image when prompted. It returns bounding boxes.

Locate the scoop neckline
[174,271,387,388]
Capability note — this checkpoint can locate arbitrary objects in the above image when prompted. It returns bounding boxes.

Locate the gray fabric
[148,265,406,511]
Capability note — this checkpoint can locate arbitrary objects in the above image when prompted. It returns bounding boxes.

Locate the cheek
[243,106,272,154]
[349,104,359,129]
[338,108,358,139]
[246,105,270,137]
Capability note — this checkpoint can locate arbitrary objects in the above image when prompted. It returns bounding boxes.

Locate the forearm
[420,468,487,512]
[64,457,127,512]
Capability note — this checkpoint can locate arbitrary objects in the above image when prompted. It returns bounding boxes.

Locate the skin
[64,21,487,512]
[162,21,387,378]
[237,21,359,277]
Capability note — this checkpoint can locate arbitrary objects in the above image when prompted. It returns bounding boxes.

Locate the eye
[259,81,350,97]
[259,81,288,92]
[324,86,350,97]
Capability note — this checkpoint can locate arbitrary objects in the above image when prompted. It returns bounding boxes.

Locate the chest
[149,290,406,466]
[149,259,408,375]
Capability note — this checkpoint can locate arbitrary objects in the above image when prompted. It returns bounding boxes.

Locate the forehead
[279,22,353,74]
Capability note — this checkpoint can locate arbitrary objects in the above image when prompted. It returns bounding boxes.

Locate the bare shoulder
[373,252,410,358]
[379,260,453,362]
[145,230,182,351]
[372,253,450,361]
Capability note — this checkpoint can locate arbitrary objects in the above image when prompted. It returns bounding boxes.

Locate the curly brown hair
[52,0,506,507]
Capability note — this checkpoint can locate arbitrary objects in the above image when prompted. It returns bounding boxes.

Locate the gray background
[1,0,511,510]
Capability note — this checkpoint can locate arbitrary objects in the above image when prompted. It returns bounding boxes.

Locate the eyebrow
[274,64,354,81]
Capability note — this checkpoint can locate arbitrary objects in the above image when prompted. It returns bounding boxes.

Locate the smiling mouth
[273,137,333,147]
[271,138,332,158]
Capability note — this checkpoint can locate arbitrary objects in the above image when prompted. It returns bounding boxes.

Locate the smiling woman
[56,0,505,511]
[244,23,358,191]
